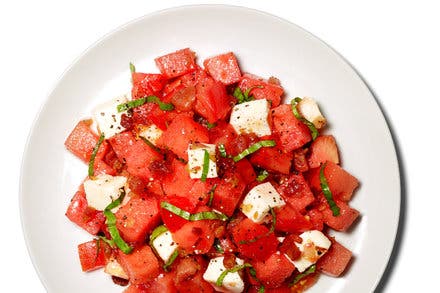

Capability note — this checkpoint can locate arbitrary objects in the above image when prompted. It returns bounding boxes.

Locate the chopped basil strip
[149,225,169,245]
[218,144,228,158]
[160,201,228,221]
[206,122,216,129]
[201,150,210,182]
[216,263,253,286]
[233,140,276,162]
[129,62,136,73]
[290,265,316,286]
[239,207,276,244]
[103,189,133,254]
[213,238,224,253]
[291,98,319,140]
[98,236,115,248]
[140,136,162,154]
[258,286,266,293]
[207,184,217,207]
[249,267,265,293]
[256,170,269,182]
[88,132,105,178]
[163,250,179,272]
[320,162,340,216]
[146,96,175,111]
[233,85,263,104]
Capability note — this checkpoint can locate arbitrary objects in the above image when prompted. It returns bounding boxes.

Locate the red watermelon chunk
[203,52,242,85]
[272,104,312,152]
[251,252,295,288]
[160,195,197,232]
[317,240,352,277]
[115,196,160,243]
[308,135,340,168]
[131,72,167,99]
[320,199,360,231]
[155,48,197,79]
[211,172,246,217]
[239,73,284,107]
[250,144,293,175]
[275,204,313,233]
[118,245,160,285]
[277,173,315,211]
[77,239,111,272]
[161,158,196,198]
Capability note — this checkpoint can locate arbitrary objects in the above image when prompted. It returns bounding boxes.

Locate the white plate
[20,5,400,293]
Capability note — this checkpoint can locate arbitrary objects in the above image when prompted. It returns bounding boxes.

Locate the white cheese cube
[203,256,245,293]
[83,174,127,211]
[137,124,163,146]
[151,230,179,263]
[297,97,326,129]
[93,95,128,139]
[240,182,285,223]
[289,230,332,272]
[187,143,218,179]
[230,99,271,137]
[104,257,128,279]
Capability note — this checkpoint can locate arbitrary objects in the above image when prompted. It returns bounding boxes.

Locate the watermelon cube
[203,52,242,85]
[239,73,284,107]
[251,252,295,288]
[118,245,160,284]
[155,48,197,79]
[317,240,352,277]
[308,135,340,168]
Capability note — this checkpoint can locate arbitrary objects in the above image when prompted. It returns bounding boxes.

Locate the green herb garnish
[320,162,340,216]
[290,265,316,286]
[117,96,174,112]
[140,136,162,154]
[103,189,133,254]
[98,236,115,248]
[233,86,263,104]
[129,62,136,73]
[249,267,265,293]
[218,144,228,158]
[239,207,276,244]
[291,97,319,140]
[256,170,269,182]
[233,140,276,162]
[213,238,224,253]
[201,150,210,182]
[206,122,216,129]
[207,184,217,207]
[163,250,179,272]
[160,201,228,221]
[88,132,105,178]
[216,263,253,286]
[149,225,169,246]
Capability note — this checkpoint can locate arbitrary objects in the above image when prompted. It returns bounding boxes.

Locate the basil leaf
[239,207,276,244]
[146,96,175,111]
[206,122,216,129]
[216,263,253,286]
[233,87,247,103]
[163,250,179,272]
[88,133,105,178]
[213,238,224,253]
[207,184,217,207]
[290,98,319,140]
[117,96,174,112]
[149,225,169,246]
[320,162,340,216]
[290,265,316,286]
[218,144,228,158]
[140,136,162,154]
[201,150,210,182]
[103,189,133,254]
[129,62,136,74]
[233,140,276,162]
[98,236,115,248]
[256,170,269,182]
[160,201,228,221]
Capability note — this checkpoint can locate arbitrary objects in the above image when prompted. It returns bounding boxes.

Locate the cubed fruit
[194,75,233,123]
[277,173,315,212]
[187,143,218,179]
[161,159,196,199]
[83,174,127,211]
[203,256,245,293]
[160,195,197,232]
[292,230,332,272]
[230,99,272,137]
[203,52,242,85]
[115,197,160,243]
[317,240,352,277]
[178,272,214,293]
[65,190,105,235]
[208,121,238,154]
[307,161,359,201]
[307,209,324,231]
[272,104,312,152]
[249,144,293,174]
[131,72,167,99]
[155,48,197,79]
[251,252,295,288]
[166,85,197,112]
[93,96,128,139]
[308,135,340,168]
[77,239,111,272]
[234,159,256,184]
[157,114,209,160]
[109,131,162,181]
[248,286,291,293]
[93,159,117,176]
[293,148,309,172]
[239,73,284,107]
[275,205,313,233]
[231,218,278,261]
[297,97,326,129]
[320,199,360,232]
[174,256,214,292]
[65,120,108,163]
[118,245,160,284]
[240,182,285,224]
[124,272,177,293]
[211,172,246,217]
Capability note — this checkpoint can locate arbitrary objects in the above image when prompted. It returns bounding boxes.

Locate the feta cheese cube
[93,95,128,139]
[137,124,163,146]
[240,182,285,223]
[187,143,218,179]
[203,256,245,293]
[151,229,179,263]
[297,97,326,129]
[83,174,127,211]
[230,99,271,137]
[289,230,332,272]
[104,257,128,279]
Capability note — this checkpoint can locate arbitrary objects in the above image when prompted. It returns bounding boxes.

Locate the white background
[0,0,438,291]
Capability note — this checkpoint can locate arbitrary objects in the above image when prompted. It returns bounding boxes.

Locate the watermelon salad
[64,48,360,293]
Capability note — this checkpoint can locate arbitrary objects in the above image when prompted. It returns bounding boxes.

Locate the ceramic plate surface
[20,5,400,293]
